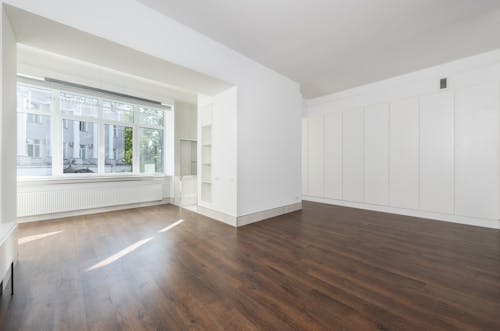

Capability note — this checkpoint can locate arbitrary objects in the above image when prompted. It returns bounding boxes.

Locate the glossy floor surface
[0,202,499,330]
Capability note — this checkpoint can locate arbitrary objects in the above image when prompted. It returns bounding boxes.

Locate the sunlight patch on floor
[18,230,63,245]
[87,237,154,271]
[159,220,184,233]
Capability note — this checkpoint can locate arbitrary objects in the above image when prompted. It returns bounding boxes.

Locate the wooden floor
[1,201,499,331]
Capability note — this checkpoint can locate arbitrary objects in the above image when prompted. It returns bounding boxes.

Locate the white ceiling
[138,0,500,98]
[6,5,232,104]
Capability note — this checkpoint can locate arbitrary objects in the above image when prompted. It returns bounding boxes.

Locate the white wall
[0,5,18,286]
[4,0,303,219]
[17,45,190,105]
[304,50,500,229]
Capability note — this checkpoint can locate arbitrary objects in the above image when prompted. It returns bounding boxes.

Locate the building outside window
[27,139,41,158]
[63,119,98,174]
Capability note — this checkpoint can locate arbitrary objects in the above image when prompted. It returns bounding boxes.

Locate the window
[60,92,99,118]
[105,125,133,173]
[137,106,164,126]
[79,121,88,132]
[16,87,53,176]
[103,100,134,123]
[17,81,169,177]
[63,120,98,173]
[27,113,43,124]
[27,139,41,158]
[140,128,163,173]
[17,85,52,113]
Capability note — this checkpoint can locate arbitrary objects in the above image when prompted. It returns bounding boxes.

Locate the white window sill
[17,174,169,186]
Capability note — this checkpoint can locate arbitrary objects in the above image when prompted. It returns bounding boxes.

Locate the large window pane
[105,124,133,173]
[17,113,52,176]
[137,106,164,126]
[60,92,99,118]
[103,100,134,123]
[63,120,98,173]
[17,85,52,113]
[139,128,163,173]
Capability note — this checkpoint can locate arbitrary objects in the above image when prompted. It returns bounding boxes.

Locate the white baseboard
[196,202,303,227]
[303,196,500,229]
[196,206,237,227]
[0,225,18,292]
[237,202,303,226]
[17,198,172,223]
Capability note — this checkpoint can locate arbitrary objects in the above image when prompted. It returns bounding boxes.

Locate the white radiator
[18,180,164,217]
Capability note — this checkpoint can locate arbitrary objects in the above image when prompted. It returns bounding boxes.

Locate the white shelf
[201,124,212,203]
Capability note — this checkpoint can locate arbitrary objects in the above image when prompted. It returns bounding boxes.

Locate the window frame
[17,79,172,180]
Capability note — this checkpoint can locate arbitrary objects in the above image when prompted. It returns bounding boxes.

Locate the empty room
[1,1,500,330]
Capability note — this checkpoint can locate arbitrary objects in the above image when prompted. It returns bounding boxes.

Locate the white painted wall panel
[301,118,309,196]
[308,114,324,197]
[304,51,500,229]
[390,98,419,209]
[342,108,364,202]
[364,104,389,205]
[420,92,454,214]
[455,83,499,219]
[324,112,342,199]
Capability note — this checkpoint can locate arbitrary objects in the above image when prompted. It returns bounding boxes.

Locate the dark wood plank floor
[0,201,499,331]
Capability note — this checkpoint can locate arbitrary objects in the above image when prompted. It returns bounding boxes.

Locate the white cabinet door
[455,83,499,219]
[324,112,342,199]
[390,98,419,209]
[308,114,324,197]
[342,108,364,202]
[364,104,389,205]
[420,92,454,214]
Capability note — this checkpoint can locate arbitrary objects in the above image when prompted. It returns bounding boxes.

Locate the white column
[73,121,80,158]
[17,114,26,155]
[108,125,114,157]
[92,124,98,158]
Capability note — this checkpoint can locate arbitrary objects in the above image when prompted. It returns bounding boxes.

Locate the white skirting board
[0,225,18,291]
[303,196,500,229]
[197,202,303,227]
[196,205,237,227]
[237,202,303,226]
